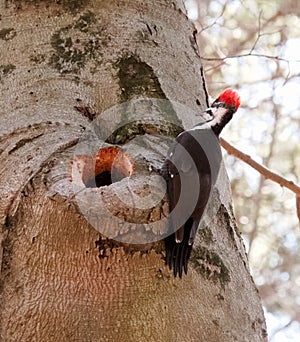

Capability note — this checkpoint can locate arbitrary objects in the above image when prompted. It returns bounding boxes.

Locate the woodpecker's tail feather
[164,218,194,277]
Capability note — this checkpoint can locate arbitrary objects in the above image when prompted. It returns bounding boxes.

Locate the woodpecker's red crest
[217,88,240,110]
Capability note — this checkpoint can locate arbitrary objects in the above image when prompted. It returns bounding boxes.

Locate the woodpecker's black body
[162,89,240,277]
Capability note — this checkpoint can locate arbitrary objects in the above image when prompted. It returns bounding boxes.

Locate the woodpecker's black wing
[162,129,221,277]
[162,150,199,277]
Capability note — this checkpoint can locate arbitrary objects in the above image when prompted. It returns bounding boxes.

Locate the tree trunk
[0,1,267,341]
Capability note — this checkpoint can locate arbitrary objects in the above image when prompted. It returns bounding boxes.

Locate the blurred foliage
[194,0,300,339]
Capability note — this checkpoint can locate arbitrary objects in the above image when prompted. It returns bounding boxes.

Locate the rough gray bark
[0,0,267,341]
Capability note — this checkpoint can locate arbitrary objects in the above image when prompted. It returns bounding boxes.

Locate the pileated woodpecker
[162,89,240,277]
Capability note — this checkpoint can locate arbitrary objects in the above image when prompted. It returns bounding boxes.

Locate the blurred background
[185,0,300,340]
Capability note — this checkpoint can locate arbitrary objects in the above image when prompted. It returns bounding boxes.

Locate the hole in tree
[86,170,112,187]
[71,147,134,188]
[86,169,129,188]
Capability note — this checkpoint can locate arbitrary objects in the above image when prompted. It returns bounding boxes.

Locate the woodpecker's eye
[213,101,225,108]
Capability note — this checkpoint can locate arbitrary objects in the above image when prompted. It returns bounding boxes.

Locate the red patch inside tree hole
[71,147,134,188]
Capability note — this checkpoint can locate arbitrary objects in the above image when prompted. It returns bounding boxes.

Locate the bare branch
[197,3,227,34]
[269,318,294,341]
[201,53,300,63]
[249,10,262,54]
[297,196,300,222]
[220,138,300,196]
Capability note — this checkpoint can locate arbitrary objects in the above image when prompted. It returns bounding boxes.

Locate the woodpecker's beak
[195,109,214,122]
[196,101,227,123]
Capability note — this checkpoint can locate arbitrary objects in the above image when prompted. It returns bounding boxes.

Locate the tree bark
[0,0,267,341]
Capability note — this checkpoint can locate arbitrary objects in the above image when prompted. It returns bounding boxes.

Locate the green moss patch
[190,245,230,285]
[0,64,16,81]
[115,54,166,102]
[0,28,17,41]
[49,11,105,74]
